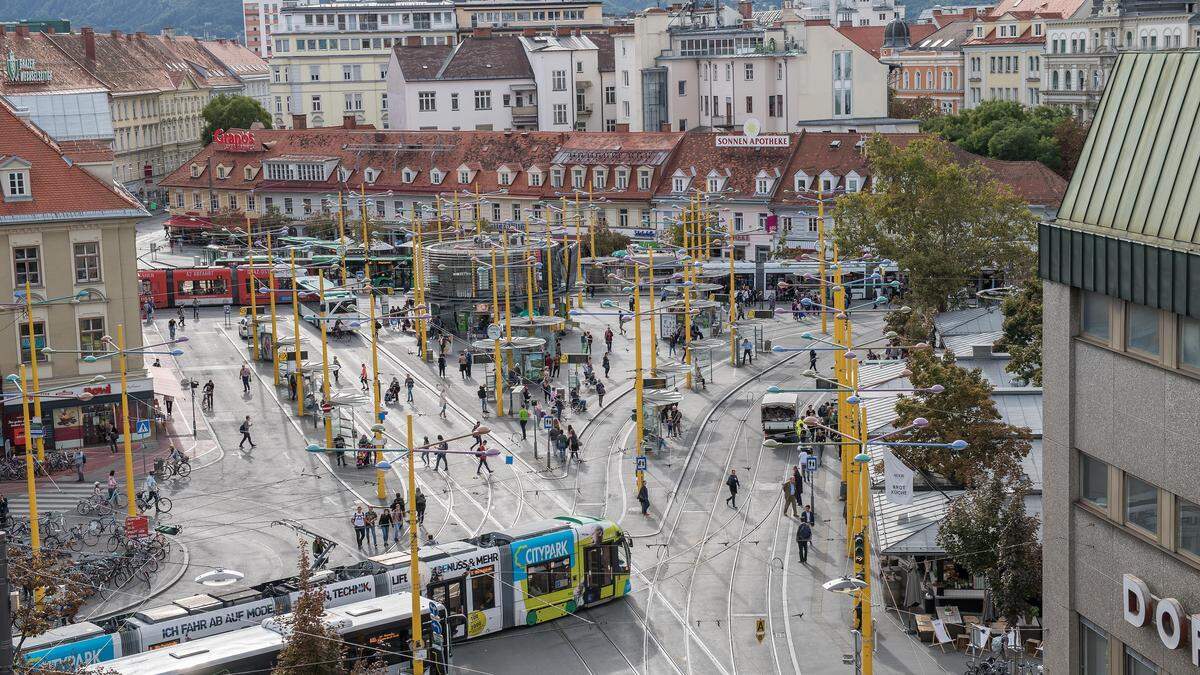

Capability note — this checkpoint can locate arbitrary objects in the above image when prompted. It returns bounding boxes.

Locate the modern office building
[1040,50,1200,674]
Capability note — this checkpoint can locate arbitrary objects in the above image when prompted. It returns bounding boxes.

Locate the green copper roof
[1056,52,1200,254]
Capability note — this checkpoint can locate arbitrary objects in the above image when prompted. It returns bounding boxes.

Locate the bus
[137,266,297,309]
[293,276,361,329]
[761,391,801,442]
[91,593,450,675]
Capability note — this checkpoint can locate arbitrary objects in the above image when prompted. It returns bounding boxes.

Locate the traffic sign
[29,426,44,439]
[223,304,231,315]
[542,417,552,430]
[636,455,648,471]
[320,401,333,413]
[135,419,151,434]
[806,456,819,472]
[125,515,150,540]
[355,270,365,280]
[487,323,501,340]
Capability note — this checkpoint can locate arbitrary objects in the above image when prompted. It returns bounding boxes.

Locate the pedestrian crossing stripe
[5,484,108,516]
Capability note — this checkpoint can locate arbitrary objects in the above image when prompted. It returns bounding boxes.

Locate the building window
[474,90,491,110]
[73,242,102,283]
[744,63,754,81]
[553,104,568,125]
[745,96,753,113]
[678,80,686,96]
[638,170,651,191]
[1175,496,1200,558]
[459,169,471,184]
[755,177,769,194]
[572,168,585,189]
[13,246,41,287]
[79,317,105,357]
[1126,303,1160,356]
[5,170,29,200]
[615,170,628,190]
[605,86,616,105]
[832,51,852,117]
[1124,646,1159,675]
[1080,619,1109,675]
[673,177,686,193]
[1079,453,1108,508]
[552,70,567,91]
[551,168,563,188]
[1080,292,1110,341]
[734,213,743,231]
[376,201,385,218]
[18,320,47,363]
[418,92,436,112]
[1179,316,1200,370]
[1124,473,1159,536]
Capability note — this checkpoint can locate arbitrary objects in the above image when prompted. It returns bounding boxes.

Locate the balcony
[511,105,537,121]
[576,105,593,118]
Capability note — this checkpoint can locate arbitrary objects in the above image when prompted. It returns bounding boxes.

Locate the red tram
[137,267,301,309]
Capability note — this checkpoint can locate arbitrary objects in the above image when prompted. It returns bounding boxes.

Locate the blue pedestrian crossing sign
[135,419,151,435]
[636,456,648,471]
[505,454,514,465]
[542,417,552,430]
[29,423,44,439]
[806,456,818,472]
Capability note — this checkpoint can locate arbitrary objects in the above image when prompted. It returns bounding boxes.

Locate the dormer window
[592,168,606,189]
[458,169,471,184]
[529,169,544,187]
[364,167,378,184]
[794,172,810,192]
[638,168,652,191]
[190,163,203,178]
[755,176,771,195]
[498,169,513,186]
[216,164,231,179]
[846,171,862,192]
[615,168,629,191]
[550,167,564,188]
[245,165,258,181]
[673,176,687,193]
[430,169,443,185]
[338,167,352,182]
[975,26,983,38]
[402,169,416,184]
[820,174,837,192]
[4,169,31,202]
[572,167,586,189]
[707,175,721,193]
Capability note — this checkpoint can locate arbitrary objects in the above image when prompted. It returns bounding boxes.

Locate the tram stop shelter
[657,299,725,341]
[641,388,683,452]
[471,336,546,396]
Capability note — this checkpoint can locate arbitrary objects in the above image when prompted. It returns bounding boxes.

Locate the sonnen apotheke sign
[5,50,52,83]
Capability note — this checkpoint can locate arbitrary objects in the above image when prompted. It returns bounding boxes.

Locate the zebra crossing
[6,482,107,518]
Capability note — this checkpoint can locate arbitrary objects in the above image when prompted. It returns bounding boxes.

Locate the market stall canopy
[149,366,188,399]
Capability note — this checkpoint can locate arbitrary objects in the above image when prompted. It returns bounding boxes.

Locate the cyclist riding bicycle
[202,379,215,408]
[168,444,188,465]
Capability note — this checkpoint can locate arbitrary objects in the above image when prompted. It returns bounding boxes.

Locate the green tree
[892,348,1033,487]
[921,100,1081,175]
[11,545,89,664]
[832,136,1037,312]
[995,279,1043,386]
[1052,115,1090,179]
[884,307,934,345]
[201,94,272,145]
[588,225,632,257]
[937,476,1043,625]
[273,544,343,674]
[888,92,940,121]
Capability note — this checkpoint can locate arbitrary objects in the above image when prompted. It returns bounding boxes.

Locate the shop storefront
[2,377,154,453]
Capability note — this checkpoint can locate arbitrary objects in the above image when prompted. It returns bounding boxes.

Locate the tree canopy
[995,279,1043,386]
[937,476,1042,625]
[920,101,1089,178]
[892,348,1033,487]
[201,95,272,145]
[273,544,343,674]
[831,136,1037,312]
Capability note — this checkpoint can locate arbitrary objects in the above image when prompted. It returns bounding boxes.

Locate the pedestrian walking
[192,298,199,321]
[567,426,580,462]
[107,470,118,505]
[796,520,812,562]
[238,415,256,450]
[725,469,741,508]
[168,318,176,340]
[782,479,799,517]
[477,384,488,413]
[415,488,426,525]
[405,374,415,404]
[465,352,473,378]
[458,352,468,380]
[518,404,530,440]
[421,436,431,467]
[177,307,186,329]
[604,327,614,353]
[240,363,252,393]
[475,440,494,475]
[391,503,404,544]
[438,385,449,419]
[391,491,406,518]
[586,332,594,354]
[360,364,369,392]
[637,483,650,516]
[434,436,449,472]
[437,353,447,378]
[364,507,378,550]
[332,356,341,385]
[801,503,815,526]
[107,423,118,454]
[335,442,347,467]
[602,353,611,378]
[74,449,86,482]
[596,381,606,407]
[617,311,628,336]
[809,349,818,372]
[740,337,754,366]
[378,507,392,546]
[351,506,367,550]
[164,394,174,416]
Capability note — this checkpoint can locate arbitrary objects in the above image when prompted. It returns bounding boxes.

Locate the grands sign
[1123,574,1200,665]
[212,128,258,152]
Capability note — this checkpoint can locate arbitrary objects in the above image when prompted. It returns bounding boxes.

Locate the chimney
[16,26,29,37]
[660,121,671,132]
[738,0,754,19]
[135,31,146,39]
[574,28,581,36]
[162,26,175,38]
[473,26,492,38]
[291,113,307,130]
[555,26,571,37]
[405,35,421,46]
[522,27,537,37]
[615,123,630,132]
[46,26,55,34]
[82,27,96,64]
[111,29,122,39]
[0,26,6,36]
[839,20,852,27]
[343,115,356,129]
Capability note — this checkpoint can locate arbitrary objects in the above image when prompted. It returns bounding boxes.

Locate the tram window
[587,547,613,586]
[429,581,464,616]
[470,573,496,611]
[614,543,629,574]
[178,279,228,296]
[527,558,572,596]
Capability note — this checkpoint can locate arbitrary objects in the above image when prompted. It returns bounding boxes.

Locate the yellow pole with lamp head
[633,262,645,482]
[414,216,428,360]
[19,365,40,551]
[406,413,424,675]
[24,280,45,461]
[683,198,694,390]
[246,214,259,361]
[319,273,333,449]
[290,250,304,417]
[524,216,535,321]
[727,212,736,366]
[575,192,584,308]
[267,234,281,386]
[647,249,657,372]
[818,189,827,335]
[545,217,555,318]
[360,189,387,502]
[502,233,513,374]
[338,192,348,287]
[490,250,504,417]
[116,324,136,517]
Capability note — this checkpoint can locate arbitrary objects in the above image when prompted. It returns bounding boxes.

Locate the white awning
[149,366,187,398]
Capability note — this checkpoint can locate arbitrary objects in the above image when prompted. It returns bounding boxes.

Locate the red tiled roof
[394,36,532,82]
[654,131,796,200]
[57,139,115,164]
[0,32,108,95]
[150,35,242,89]
[836,23,938,59]
[986,0,1085,19]
[199,39,269,77]
[964,26,1045,46]
[47,32,178,94]
[0,100,142,220]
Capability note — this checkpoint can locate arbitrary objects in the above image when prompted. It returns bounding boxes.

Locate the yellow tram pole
[360,187,387,502]
[338,191,348,287]
[818,189,827,336]
[246,214,259,361]
[545,217,555,318]
[633,261,646,484]
[502,233,514,374]
[683,197,694,390]
[490,250,504,418]
[574,193,584,309]
[727,212,737,367]
[524,216,536,320]
[115,325,137,517]
[267,234,281,386]
[406,413,425,675]
[23,280,45,461]
[647,249,658,372]
[319,273,333,449]
[414,217,428,361]
[19,365,40,551]
[290,250,304,417]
